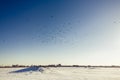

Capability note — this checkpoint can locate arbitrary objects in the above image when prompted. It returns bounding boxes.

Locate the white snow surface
[0,67,120,80]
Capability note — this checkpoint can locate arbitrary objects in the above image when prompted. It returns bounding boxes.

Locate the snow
[0,67,120,80]
[9,66,44,73]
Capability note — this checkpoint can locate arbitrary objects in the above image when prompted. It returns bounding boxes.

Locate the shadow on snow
[9,66,44,73]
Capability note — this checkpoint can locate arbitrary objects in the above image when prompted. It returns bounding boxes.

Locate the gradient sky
[0,0,120,65]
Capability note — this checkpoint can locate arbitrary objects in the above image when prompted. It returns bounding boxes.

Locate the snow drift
[9,66,44,73]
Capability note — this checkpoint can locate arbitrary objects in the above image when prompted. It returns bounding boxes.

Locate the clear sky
[0,0,120,65]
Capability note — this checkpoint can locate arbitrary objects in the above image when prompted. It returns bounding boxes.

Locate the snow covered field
[0,67,120,80]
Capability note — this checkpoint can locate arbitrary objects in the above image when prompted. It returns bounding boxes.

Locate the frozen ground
[0,67,120,80]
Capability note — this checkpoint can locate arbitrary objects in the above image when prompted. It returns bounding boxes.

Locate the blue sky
[0,0,120,65]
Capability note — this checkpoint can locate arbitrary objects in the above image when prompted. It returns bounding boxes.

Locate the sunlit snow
[0,67,120,80]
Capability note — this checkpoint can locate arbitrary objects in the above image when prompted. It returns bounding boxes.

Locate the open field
[0,67,120,80]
